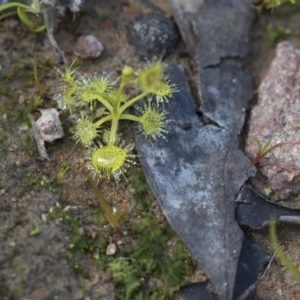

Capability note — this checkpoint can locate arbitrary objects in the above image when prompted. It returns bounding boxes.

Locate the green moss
[0,87,13,97]
[26,173,58,192]
[49,204,108,262]
[253,0,295,12]
[0,148,9,156]
[12,288,23,299]
[49,169,195,299]
[0,135,9,156]
[13,210,21,217]
[2,72,13,82]
[264,24,290,48]
[100,12,110,21]
[129,170,152,210]
[14,265,25,277]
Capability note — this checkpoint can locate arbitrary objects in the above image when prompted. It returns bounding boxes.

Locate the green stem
[17,7,45,32]
[80,88,113,112]
[94,115,112,128]
[109,114,119,143]
[119,113,141,123]
[119,91,148,114]
[115,83,125,108]
[270,218,300,280]
[0,11,17,21]
[86,173,122,234]
[0,2,44,32]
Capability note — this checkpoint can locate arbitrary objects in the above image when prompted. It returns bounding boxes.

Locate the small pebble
[127,13,179,59]
[35,108,64,143]
[128,187,135,194]
[74,35,104,59]
[106,243,117,256]
[77,227,85,236]
[18,94,25,104]
[41,214,47,223]
[9,241,16,247]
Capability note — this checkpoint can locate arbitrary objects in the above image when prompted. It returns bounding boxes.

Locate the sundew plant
[55,61,175,181]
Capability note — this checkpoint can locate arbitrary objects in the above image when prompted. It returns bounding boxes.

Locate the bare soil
[0,1,300,299]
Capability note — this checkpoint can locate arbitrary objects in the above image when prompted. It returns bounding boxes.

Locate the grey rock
[127,13,179,59]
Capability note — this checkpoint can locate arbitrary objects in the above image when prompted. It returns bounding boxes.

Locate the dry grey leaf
[136,64,255,300]
[135,1,256,299]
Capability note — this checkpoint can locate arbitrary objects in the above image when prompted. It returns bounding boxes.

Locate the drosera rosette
[137,60,177,103]
[86,139,136,182]
[135,99,170,141]
[71,110,113,147]
[54,59,176,181]
[77,74,112,107]
[54,59,81,111]
[152,78,177,103]
[73,116,100,147]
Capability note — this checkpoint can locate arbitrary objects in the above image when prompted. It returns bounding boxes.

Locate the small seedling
[0,0,64,63]
[251,137,283,165]
[29,221,41,236]
[263,187,273,196]
[55,60,176,181]
[0,0,45,31]
[270,217,300,280]
[56,164,70,184]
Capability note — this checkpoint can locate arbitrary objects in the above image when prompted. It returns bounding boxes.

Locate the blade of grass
[17,7,45,32]
[260,139,271,154]
[270,217,300,280]
[252,137,284,165]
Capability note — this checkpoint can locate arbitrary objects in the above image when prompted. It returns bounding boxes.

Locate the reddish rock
[246,41,300,199]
